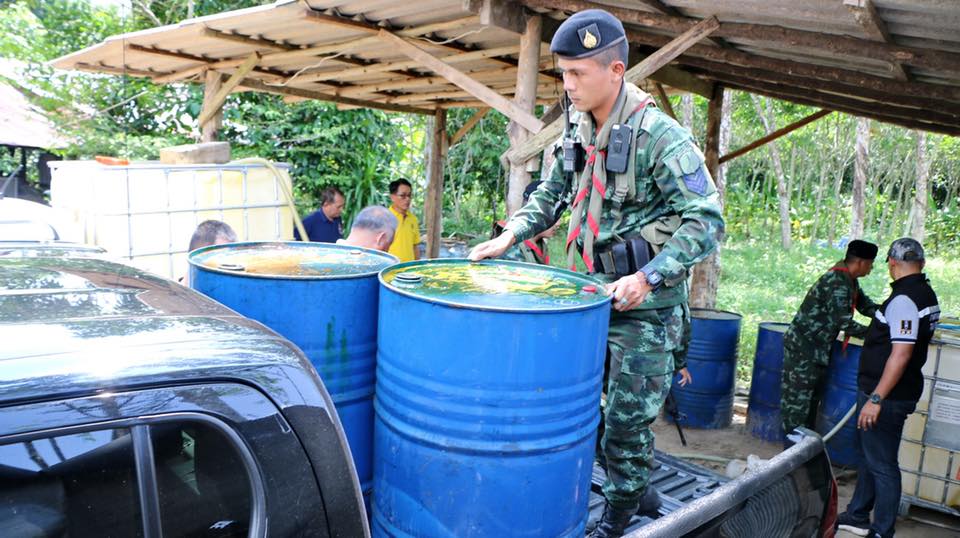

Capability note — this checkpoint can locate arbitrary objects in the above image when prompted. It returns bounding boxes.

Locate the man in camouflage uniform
[470,9,723,537]
[781,240,879,440]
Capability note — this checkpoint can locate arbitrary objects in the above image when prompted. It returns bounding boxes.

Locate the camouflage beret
[549,9,627,59]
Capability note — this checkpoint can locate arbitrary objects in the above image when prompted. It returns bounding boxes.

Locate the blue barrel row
[746,321,861,466]
[190,245,611,537]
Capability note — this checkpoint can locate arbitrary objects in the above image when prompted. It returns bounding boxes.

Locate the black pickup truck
[0,243,836,537]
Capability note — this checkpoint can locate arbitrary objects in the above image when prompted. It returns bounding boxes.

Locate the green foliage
[225,94,420,224]
[443,108,510,239]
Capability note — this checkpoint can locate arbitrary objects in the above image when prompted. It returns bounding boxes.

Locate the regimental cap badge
[578,23,601,49]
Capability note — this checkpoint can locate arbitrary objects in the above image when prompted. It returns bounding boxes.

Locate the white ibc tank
[899,324,960,515]
[50,161,294,279]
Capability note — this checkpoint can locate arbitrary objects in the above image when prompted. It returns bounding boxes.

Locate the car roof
[0,247,314,407]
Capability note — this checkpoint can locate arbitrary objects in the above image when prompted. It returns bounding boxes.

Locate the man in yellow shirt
[387,178,420,262]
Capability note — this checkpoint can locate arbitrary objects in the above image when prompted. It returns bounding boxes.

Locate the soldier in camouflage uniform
[469,9,723,537]
[781,240,879,440]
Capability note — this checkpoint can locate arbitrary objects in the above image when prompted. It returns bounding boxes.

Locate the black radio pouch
[607,237,654,277]
[562,137,584,174]
[605,123,633,174]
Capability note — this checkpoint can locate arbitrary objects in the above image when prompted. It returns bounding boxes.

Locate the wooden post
[201,70,223,142]
[507,14,542,216]
[424,109,447,258]
[690,84,723,309]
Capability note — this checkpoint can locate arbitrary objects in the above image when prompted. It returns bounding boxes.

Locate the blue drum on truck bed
[373,260,610,538]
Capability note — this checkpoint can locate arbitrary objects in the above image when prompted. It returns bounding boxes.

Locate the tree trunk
[850,117,870,239]
[810,158,828,244]
[681,93,695,131]
[909,130,929,242]
[690,85,725,309]
[751,95,792,249]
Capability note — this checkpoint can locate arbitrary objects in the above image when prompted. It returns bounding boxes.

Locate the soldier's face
[558,56,624,113]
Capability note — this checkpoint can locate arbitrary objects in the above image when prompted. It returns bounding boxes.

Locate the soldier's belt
[592,236,653,277]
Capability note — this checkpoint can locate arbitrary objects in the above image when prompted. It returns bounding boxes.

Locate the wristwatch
[643,270,663,289]
[869,393,883,405]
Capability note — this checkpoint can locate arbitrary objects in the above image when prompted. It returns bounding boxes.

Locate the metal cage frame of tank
[50,162,293,279]
[899,335,960,518]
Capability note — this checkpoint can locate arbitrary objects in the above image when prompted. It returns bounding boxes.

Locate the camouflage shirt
[505,97,724,309]
[786,261,880,363]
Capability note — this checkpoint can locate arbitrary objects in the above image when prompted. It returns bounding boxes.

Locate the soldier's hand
[676,367,692,387]
[606,272,653,312]
[469,231,516,261]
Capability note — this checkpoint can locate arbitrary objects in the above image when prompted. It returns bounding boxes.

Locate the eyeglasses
[394,193,412,199]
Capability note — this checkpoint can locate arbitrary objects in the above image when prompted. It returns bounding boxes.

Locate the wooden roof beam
[673,55,960,118]
[720,109,832,164]
[75,62,161,78]
[690,68,960,133]
[201,27,298,51]
[336,66,527,98]
[524,0,960,75]
[303,7,561,81]
[127,44,287,83]
[377,29,544,133]
[237,77,432,115]
[451,108,490,145]
[504,15,719,166]
[294,44,521,84]
[261,16,480,66]
[634,0,730,49]
[844,0,910,81]
[621,26,960,103]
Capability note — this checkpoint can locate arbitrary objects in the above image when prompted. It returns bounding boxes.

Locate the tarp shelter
[51,0,960,263]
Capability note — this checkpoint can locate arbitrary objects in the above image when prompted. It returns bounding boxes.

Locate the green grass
[718,241,960,383]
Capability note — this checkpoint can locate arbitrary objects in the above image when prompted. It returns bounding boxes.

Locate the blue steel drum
[189,242,397,505]
[816,338,863,467]
[666,309,742,429]
[374,260,610,538]
[747,322,790,442]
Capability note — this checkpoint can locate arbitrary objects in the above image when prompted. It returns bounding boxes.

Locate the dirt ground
[650,408,960,537]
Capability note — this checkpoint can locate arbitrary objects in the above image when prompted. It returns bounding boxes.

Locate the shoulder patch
[682,166,708,196]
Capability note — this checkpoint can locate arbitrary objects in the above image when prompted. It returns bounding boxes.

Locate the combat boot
[636,487,661,518]
[586,503,634,538]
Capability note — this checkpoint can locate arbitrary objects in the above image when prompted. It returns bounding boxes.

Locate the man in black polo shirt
[836,237,940,538]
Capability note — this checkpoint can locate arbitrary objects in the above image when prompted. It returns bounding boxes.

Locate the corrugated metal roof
[50,0,960,135]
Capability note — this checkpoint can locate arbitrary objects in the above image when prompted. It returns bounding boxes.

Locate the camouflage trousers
[780,331,830,435]
[598,303,686,509]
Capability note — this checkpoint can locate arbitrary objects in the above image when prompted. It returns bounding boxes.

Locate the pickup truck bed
[588,433,836,537]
